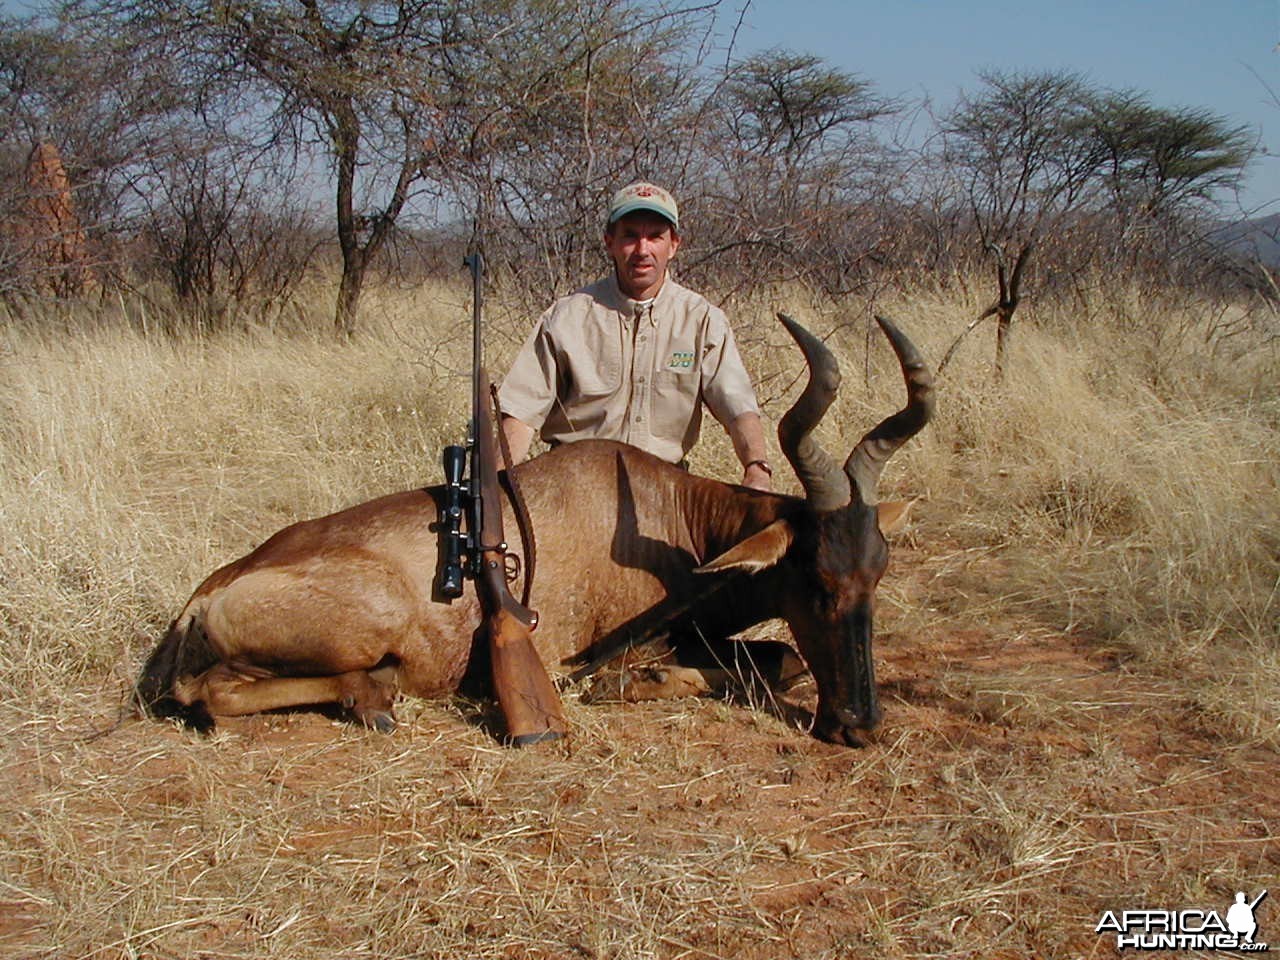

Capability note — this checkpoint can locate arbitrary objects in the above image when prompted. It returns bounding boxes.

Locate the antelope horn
[776,314,851,512]
[844,315,935,505]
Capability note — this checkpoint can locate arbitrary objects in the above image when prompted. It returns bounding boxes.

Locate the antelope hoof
[814,724,868,748]
[336,671,398,732]
[365,710,397,734]
[510,729,563,748]
[173,675,199,706]
[812,707,875,747]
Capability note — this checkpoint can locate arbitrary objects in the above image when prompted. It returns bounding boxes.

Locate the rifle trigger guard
[503,551,522,585]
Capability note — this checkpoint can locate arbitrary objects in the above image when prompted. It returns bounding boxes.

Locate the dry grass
[1,275,1277,958]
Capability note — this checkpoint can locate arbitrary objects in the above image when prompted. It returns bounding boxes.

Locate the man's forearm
[500,415,536,464]
[728,411,767,462]
[728,411,771,491]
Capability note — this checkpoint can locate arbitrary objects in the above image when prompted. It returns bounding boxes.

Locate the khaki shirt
[498,275,760,463]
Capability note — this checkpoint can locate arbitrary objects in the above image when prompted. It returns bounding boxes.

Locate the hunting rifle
[439,251,567,746]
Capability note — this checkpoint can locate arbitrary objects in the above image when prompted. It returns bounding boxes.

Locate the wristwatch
[745,459,773,477]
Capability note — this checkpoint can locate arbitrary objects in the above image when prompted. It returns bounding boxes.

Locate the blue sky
[726,0,1280,214]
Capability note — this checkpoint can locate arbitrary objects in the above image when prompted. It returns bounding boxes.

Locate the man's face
[604,211,680,300]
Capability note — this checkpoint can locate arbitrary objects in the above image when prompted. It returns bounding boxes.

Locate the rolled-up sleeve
[699,309,760,426]
[498,312,559,430]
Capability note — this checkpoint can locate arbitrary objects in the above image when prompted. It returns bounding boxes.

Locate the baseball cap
[607,181,679,230]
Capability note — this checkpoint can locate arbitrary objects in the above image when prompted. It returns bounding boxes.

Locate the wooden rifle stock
[478,553,566,746]
[473,365,567,746]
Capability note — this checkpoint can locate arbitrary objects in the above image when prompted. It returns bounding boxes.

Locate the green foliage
[692,48,899,295]
[938,69,1257,374]
[945,69,1254,242]
[945,71,1100,242]
[1086,90,1254,218]
[723,49,893,161]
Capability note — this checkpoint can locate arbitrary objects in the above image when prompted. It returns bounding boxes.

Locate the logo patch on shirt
[666,350,695,371]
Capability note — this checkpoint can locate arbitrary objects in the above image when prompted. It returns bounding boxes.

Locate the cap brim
[608,201,678,229]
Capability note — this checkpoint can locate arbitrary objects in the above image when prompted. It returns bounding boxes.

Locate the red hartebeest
[137,314,934,745]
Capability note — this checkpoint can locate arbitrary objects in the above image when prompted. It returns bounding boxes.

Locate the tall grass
[875,285,1279,741]
[0,280,474,707]
[1,278,1276,723]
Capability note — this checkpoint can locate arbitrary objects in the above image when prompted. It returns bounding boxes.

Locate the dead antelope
[137,314,934,745]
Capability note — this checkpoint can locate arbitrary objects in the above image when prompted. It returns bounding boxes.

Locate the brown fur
[137,442,911,740]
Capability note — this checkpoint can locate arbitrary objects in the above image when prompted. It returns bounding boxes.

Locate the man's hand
[742,460,772,492]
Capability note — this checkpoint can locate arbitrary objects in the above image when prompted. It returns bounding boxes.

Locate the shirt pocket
[651,368,699,443]
[564,347,620,398]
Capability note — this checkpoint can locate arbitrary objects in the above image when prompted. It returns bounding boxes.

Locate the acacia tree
[1092,94,1251,216]
[73,0,719,333]
[941,70,1098,376]
[1085,89,1253,264]
[940,70,1255,375]
[432,0,716,305]
[696,49,897,295]
[88,0,474,335]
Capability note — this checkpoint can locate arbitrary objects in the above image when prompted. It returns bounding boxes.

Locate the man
[498,182,773,491]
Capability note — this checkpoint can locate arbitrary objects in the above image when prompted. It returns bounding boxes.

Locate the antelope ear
[694,519,795,575]
[876,499,916,536]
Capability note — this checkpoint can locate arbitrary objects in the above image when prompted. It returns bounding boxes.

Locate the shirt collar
[607,273,670,325]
